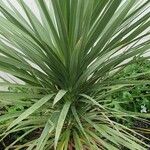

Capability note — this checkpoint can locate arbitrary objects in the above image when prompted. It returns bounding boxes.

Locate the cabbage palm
[0,0,150,149]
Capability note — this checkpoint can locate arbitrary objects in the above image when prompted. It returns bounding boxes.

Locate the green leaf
[0,112,22,122]
[54,100,71,149]
[5,128,36,150]
[80,94,105,110]
[53,90,67,106]
[7,94,54,130]
[36,119,54,150]
[73,131,83,150]
[71,105,92,148]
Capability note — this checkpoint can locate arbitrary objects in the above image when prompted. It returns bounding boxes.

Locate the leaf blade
[54,100,71,149]
[7,94,54,130]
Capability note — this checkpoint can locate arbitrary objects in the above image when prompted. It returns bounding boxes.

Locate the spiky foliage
[0,0,150,149]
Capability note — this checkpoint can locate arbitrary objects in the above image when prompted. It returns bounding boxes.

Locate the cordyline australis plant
[0,0,150,149]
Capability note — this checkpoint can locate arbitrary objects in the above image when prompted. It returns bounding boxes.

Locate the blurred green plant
[111,60,150,113]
